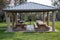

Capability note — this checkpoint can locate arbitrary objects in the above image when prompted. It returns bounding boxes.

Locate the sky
[28,0,52,6]
[10,0,52,6]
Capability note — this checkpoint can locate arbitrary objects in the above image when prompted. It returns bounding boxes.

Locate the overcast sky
[28,0,52,6]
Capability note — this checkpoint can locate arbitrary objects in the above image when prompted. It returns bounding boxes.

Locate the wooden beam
[5,12,11,32]
[47,12,50,26]
[52,11,56,31]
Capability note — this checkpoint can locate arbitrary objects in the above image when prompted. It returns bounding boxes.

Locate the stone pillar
[52,11,56,31]
[43,12,45,23]
[47,12,50,26]
[5,12,11,32]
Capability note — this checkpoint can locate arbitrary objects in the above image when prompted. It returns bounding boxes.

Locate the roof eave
[3,9,58,12]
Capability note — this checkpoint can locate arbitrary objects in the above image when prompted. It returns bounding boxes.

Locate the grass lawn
[0,21,60,40]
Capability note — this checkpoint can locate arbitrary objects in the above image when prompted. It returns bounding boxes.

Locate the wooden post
[15,13,18,24]
[43,12,45,23]
[12,13,15,28]
[52,11,56,31]
[20,13,22,21]
[47,12,50,26]
[5,12,11,32]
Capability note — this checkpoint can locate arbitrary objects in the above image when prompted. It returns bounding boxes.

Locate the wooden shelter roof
[3,2,58,12]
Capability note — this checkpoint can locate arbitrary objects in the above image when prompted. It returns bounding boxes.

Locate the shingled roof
[3,2,58,12]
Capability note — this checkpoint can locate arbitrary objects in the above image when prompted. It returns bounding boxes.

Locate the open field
[0,21,60,40]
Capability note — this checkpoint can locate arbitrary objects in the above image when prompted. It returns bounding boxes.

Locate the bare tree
[14,0,27,5]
